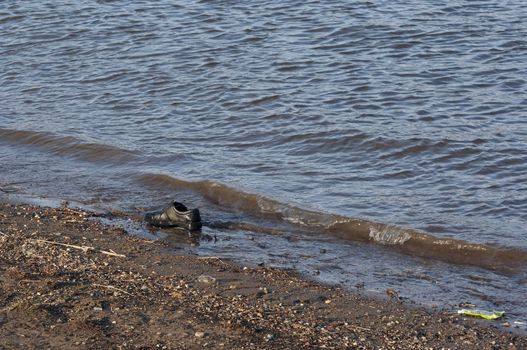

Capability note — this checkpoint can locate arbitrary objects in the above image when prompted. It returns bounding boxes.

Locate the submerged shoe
[144,201,202,230]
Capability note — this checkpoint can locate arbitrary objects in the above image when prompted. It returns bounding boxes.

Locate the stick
[197,256,227,264]
[93,283,134,296]
[18,279,40,285]
[100,249,127,258]
[31,239,93,253]
[0,231,7,237]
[30,239,126,258]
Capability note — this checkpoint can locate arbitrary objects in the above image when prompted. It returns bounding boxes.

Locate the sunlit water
[1,1,526,326]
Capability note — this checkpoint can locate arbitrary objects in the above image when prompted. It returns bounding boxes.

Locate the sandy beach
[0,202,525,349]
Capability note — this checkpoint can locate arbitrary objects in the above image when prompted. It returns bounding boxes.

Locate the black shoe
[144,201,202,230]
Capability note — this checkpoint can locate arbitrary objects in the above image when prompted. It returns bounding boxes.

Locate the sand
[0,202,525,349]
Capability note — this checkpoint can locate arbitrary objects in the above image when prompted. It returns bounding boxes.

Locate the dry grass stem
[30,239,126,258]
[100,249,127,258]
[197,256,227,264]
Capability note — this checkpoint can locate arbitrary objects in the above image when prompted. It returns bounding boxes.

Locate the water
[1,1,527,324]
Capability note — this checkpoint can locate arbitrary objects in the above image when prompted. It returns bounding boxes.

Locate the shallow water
[1,1,527,324]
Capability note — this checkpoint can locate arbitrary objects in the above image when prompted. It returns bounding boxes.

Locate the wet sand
[0,203,525,349]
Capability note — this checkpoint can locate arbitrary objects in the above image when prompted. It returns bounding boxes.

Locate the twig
[18,279,40,287]
[0,231,7,237]
[100,249,127,258]
[31,239,93,253]
[93,283,134,296]
[30,239,126,258]
[197,256,227,264]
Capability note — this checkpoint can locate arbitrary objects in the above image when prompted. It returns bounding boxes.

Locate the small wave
[330,221,527,273]
[0,15,24,25]
[78,71,129,84]
[369,225,412,245]
[0,128,138,164]
[137,173,527,272]
[248,95,280,106]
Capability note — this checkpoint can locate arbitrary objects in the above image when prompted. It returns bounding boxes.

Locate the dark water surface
[1,1,527,324]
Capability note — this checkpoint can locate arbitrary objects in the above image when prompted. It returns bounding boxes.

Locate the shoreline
[1,202,525,349]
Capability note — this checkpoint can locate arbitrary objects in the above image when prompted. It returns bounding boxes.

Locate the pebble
[195,331,206,338]
[197,275,217,284]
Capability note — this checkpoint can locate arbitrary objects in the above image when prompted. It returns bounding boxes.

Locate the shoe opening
[173,202,189,212]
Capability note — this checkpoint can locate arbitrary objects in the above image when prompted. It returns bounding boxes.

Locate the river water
[1,1,527,325]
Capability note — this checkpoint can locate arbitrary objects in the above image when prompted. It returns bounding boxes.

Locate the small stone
[325,299,332,304]
[265,333,274,341]
[197,275,217,284]
[195,331,206,338]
